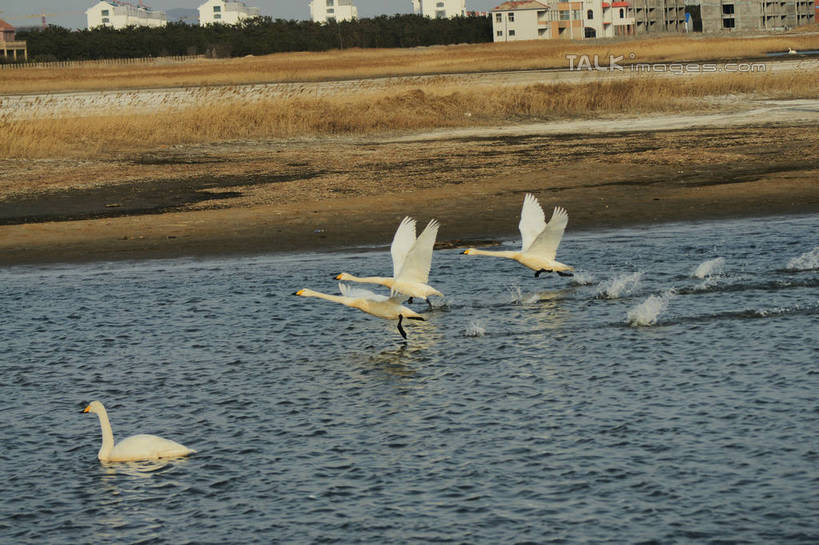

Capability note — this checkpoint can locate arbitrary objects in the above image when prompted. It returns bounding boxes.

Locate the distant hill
[166,8,198,24]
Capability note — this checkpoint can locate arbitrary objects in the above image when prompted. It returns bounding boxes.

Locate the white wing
[390,217,417,279]
[518,193,547,253]
[338,283,389,302]
[396,219,439,284]
[526,206,569,260]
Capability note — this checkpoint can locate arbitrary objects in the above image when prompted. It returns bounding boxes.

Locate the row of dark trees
[14,15,493,62]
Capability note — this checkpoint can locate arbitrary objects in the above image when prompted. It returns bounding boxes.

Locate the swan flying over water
[336,217,443,306]
[294,283,425,339]
[83,400,196,463]
[463,193,574,277]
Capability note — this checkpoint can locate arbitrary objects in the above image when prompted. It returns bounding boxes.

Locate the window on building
[508,12,515,22]
[572,10,581,19]
[214,13,221,19]
[213,6,221,12]
[495,13,502,22]
[497,30,503,36]
[435,10,445,18]
[723,17,735,27]
[102,17,110,23]
[509,29,516,36]
[436,2,445,7]
[587,9,594,19]
[101,9,109,16]
[560,10,570,20]
[619,8,624,17]
[722,4,734,15]
[327,0,334,5]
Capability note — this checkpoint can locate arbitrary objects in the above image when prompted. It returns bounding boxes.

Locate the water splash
[787,247,819,271]
[627,289,676,327]
[597,272,643,299]
[571,272,596,286]
[693,257,726,279]
[464,320,486,337]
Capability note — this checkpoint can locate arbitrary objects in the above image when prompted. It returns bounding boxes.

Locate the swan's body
[788,47,797,54]
[295,283,424,339]
[464,193,573,277]
[83,400,196,463]
[336,217,443,305]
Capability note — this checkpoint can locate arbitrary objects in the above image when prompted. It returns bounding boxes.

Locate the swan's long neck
[300,289,350,306]
[345,275,394,288]
[466,248,520,260]
[94,407,115,461]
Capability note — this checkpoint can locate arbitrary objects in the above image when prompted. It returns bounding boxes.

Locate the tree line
[13,15,493,62]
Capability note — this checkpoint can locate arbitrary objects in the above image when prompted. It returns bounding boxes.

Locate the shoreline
[2,160,816,267]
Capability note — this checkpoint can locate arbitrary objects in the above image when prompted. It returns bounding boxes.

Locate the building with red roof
[0,19,28,62]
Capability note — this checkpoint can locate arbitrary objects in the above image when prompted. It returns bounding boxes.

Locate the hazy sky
[1,1,499,30]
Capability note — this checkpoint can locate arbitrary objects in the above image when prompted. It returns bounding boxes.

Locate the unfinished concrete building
[632,0,687,33]
[700,1,815,32]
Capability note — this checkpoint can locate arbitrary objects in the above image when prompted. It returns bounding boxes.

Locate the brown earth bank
[1,123,817,266]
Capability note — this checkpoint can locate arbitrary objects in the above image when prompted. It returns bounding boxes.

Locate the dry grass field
[3,69,817,158]
[2,33,818,95]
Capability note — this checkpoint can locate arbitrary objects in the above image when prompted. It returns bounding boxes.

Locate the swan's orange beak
[463,249,473,255]
[294,289,305,296]
[82,405,90,413]
[334,273,343,280]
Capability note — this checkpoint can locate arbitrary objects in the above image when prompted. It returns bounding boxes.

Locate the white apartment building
[310,0,359,23]
[583,0,635,38]
[412,0,468,18]
[86,1,167,29]
[198,0,260,26]
[491,0,633,41]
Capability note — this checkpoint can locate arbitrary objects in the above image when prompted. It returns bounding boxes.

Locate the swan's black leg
[397,315,408,339]
[535,269,551,278]
[408,297,414,304]
[557,271,574,277]
[426,298,433,310]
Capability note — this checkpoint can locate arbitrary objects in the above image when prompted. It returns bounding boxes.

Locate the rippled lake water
[1,215,817,544]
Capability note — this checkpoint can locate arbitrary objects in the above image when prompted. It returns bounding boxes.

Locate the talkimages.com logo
[566,53,767,74]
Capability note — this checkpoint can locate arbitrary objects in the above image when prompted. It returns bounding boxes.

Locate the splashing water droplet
[627,289,676,327]
[787,247,819,271]
[597,272,643,299]
[693,257,726,279]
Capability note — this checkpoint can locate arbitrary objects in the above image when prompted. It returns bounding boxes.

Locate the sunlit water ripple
[1,215,817,544]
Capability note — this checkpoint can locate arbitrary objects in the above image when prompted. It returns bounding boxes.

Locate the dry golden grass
[2,33,818,94]
[2,69,816,159]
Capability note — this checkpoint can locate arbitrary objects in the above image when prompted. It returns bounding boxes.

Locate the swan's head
[335,273,353,281]
[463,248,475,255]
[83,400,105,415]
[294,289,306,296]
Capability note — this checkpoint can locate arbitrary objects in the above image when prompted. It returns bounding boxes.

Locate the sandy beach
[2,97,818,266]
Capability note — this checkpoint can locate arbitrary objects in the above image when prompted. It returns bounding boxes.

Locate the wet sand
[1,117,818,266]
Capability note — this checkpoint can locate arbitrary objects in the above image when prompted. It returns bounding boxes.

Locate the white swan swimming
[336,217,443,306]
[787,47,797,54]
[83,400,196,463]
[463,193,574,277]
[294,283,425,339]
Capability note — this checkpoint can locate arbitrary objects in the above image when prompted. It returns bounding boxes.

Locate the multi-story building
[584,0,636,38]
[0,18,27,61]
[310,0,359,23]
[86,1,167,29]
[699,0,814,31]
[492,0,631,41]
[631,0,687,33]
[198,0,260,26]
[413,0,468,18]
